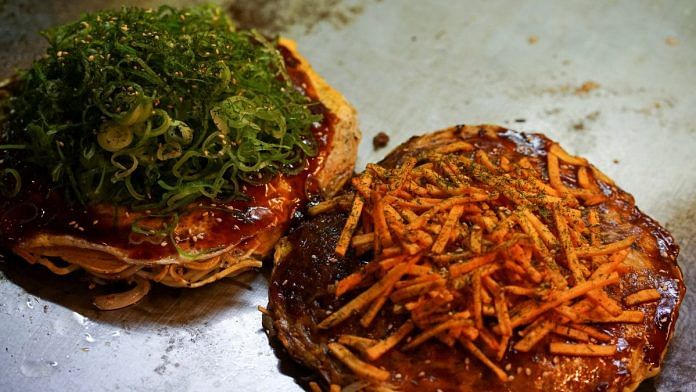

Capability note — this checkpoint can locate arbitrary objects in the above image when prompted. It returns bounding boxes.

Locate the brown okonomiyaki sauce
[0,45,335,261]
[270,128,684,391]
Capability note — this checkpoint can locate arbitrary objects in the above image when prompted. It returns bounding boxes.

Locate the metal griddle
[1,1,694,391]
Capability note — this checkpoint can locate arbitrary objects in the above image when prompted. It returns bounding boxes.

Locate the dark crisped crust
[268,125,685,392]
[270,212,361,386]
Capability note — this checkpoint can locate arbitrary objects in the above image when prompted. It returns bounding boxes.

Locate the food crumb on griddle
[373,132,390,150]
[665,36,679,46]
[528,35,539,44]
[575,81,600,95]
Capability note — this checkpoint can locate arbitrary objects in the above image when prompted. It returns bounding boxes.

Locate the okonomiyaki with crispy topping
[268,125,684,391]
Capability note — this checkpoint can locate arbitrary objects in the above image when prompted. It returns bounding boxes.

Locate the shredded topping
[315,131,659,382]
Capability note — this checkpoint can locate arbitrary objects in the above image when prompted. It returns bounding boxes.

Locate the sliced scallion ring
[98,123,134,152]
[115,97,153,126]
[0,168,22,197]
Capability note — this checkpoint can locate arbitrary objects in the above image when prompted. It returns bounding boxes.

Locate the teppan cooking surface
[1,1,694,391]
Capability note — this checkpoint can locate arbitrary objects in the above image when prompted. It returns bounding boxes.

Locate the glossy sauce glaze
[270,126,685,391]
[0,45,335,261]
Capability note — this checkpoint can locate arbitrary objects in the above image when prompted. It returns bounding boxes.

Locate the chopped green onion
[0,168,21,197]
[97,123,134,152]
[0,5,321,214]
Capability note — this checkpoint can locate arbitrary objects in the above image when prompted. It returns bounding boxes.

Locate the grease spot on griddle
[227,0,368,36]
[656,197,696,392]
[570,111,601,133]
[154,354,171,375]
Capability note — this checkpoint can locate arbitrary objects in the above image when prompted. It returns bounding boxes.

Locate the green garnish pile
[0,5,320,211]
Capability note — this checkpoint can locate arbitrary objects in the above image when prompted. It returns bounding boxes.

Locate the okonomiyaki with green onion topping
[0,5,359,309]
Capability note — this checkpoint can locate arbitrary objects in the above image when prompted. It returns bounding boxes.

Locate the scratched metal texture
[0,0,694,391]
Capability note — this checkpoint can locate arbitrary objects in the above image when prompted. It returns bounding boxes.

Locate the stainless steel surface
[1,0,695,391]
